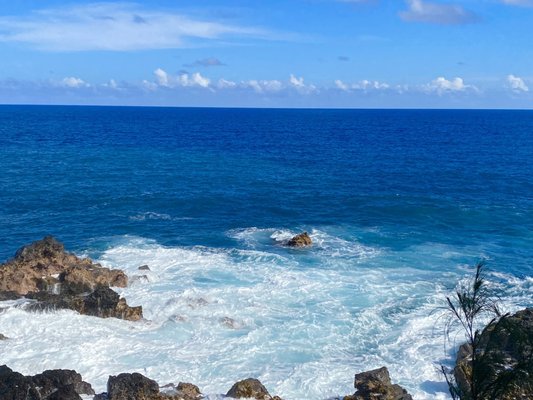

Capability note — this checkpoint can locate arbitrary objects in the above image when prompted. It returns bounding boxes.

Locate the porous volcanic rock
[104,373,201,400]
[226,378,281,399]
[286,232,312,247]
[0,236,141,321]
[343,367,413,400]
[0,365,94,400]
[0,236,127,295]
[454,308,533,400]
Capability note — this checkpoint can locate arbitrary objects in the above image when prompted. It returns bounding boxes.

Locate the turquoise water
[0,106,532,399]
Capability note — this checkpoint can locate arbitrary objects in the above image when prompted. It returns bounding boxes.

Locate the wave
[0,235,531,399]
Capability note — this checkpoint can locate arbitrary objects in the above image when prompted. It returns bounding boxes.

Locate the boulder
[139,265,151,271]
[0,365,93,400]
[344,367,412,400]
[226,378,273,399]
[26,286,143,321]
[160,382,202,400]
[107,373,161,400]
[0,237,141,321]
[0,333,8,340]
[0,236,127,295]
[454,308,533,400]
[286,232,312,247]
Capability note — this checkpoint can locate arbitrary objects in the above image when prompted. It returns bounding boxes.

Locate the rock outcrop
[0,236,127,295]
[344,367,413,400]
[0,236,142,321]
[226,378,282,400]
[0,365,94,400]
[286,232,312,247]
[454,307,533,400]
[0,333,7,340]
[99,373,202,400]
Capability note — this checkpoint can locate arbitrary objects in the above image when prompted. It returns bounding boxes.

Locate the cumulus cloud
[153,68,210,89]
[507,74,529,92]
[244,80,283,93]
[400,0,477,25]
[335,79,390,91]
[289,74,317,94]
[424,76,476,95]
[60,77,89,88]
[0,3,266,51]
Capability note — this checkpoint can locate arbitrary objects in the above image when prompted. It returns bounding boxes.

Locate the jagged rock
[0,236,127,295]
[139,265,151,271]
[25,286,143,321]
[226,378,273,399]
[344,367,412,400]
[286,232,312,247]
[160,382,202,400]
[0,237,141,321]
[107,373,161,400]
[0,333,8,340]
[0,365,93,400]
[454,308,533,400]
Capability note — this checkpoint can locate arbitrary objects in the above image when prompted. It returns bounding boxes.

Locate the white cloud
[424,76,476,95]
[216,79,237,89]
[400,0,476,25]
[507,74,529,92]
[0,3,266,51]
[60,77,88,88]
[244,80,283,93]
[153,68,210,89]
[335,79,390,91]
[289,74,317,94]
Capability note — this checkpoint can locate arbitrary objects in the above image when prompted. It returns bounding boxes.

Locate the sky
[0,0,532,108]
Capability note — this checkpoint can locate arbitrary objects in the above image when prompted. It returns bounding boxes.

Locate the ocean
[0,105,532,399]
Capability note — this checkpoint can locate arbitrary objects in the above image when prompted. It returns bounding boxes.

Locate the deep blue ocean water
[0,106,532,399]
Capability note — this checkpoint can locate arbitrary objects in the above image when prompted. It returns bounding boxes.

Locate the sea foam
[0,234,530,399]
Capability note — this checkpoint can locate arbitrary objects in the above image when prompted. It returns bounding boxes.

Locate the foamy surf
[0,234,531,399]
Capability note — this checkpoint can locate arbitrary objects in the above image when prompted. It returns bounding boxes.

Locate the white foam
[0,235,530,399]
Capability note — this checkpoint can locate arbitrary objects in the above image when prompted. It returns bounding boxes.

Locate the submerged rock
[454,307,533,400]
[286,232,312,247]
[344,367,412,400]
[0,236,141,321]
[0,333,8,340]
[0,365,94,400]
[138,265,151,271]
[226,378,281,399]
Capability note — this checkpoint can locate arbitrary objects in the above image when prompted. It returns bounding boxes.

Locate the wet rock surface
[344,367,413,400]
[0,236,142,321]
[226,378,281,399]
[0,365,94,400]
[286,232,312,247]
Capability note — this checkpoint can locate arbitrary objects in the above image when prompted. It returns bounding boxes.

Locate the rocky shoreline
[1,237,531,399]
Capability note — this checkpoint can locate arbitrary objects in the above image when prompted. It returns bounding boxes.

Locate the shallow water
[0,106,532,399]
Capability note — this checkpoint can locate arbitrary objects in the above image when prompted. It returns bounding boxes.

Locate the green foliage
[441,262,533,400]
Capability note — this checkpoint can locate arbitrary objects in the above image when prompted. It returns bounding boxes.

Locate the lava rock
[454,308,533,400]
[344,367,412,400]
[286,232,312,247]
[138,265,151,271]
[0,333,8,340]
[0,236,127,295]
[226,378,273,399]
[107,373,161,400]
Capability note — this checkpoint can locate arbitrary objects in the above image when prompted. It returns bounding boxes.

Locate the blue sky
[0,0,532,108]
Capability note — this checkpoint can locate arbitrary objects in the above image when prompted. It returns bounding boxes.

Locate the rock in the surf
[0,236,127,295]
[0,365,94,400]
[286,232,312,247]
[343,367,412,400]
[226,378,280,399]
[0,236,141,321]
[0,333,8,340]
